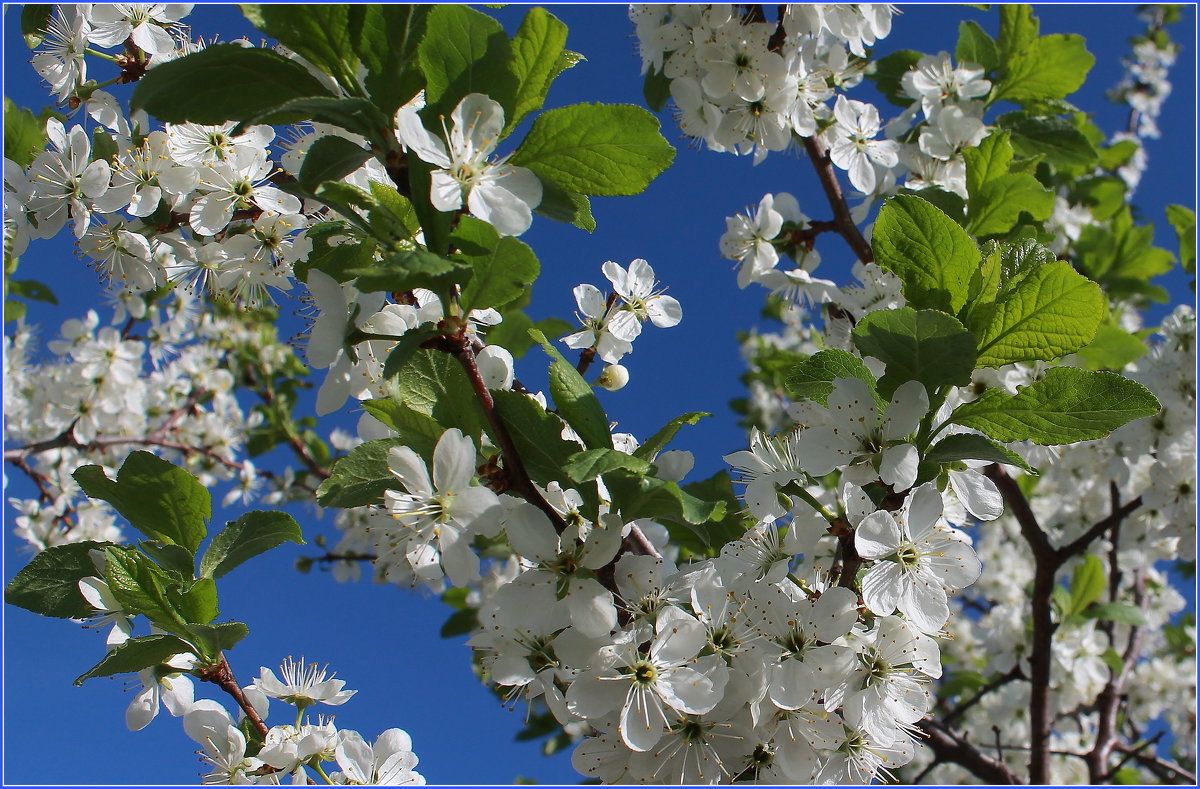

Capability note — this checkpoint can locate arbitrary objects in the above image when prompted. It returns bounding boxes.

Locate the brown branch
[1057,487,1142,560]
[917,718,1023,784]
[800,135,874,263]
[1113,743,1196,784]
[445,332,571,534]
[1105,731,1163,779]
[198,656,268,738]
[243,363,330,480]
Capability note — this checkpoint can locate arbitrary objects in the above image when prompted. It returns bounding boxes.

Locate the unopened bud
[595,363,629,391]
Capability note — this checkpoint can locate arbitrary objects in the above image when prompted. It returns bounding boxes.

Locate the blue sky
[3,4,1195,785]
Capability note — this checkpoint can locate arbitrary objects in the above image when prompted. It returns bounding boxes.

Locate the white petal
[949,469,1003,521]
[861,562,903,617]
[855,511,900,559]
[881,381,929,440]
[879,443,919,490]
[567,577,617,638]
[646,296,682,328]
[432,428,473,493]
[388,446,433,495]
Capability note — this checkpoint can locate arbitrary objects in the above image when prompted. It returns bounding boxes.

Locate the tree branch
[943,665,1025,727]
[800,135,874,263]
[917,718,1023,784]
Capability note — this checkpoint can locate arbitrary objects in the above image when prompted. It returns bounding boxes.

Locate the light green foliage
[73,452,210,554]
[507,7,572,135]
[963,132,1054,236]
[490,389,579,487]
[1075,321,1150,371]
[991,5,1094,105]
[316,437,415,508]
[873,195,980,314]
[1075,207,1176,302]
[4,98,48,168]
[3,541,116,619]
[1166,204,1196,275]
[530,329,612,450]
[956,21,999,71]
[394,349,486,440]
[199,512,305,580]
[240,4,359,92]
[633,412,710,462]
[949,367,1160,445]
[452,217,541,312]
[512,103,675,196]
[999,114,1099,171]
[74,634,199,686]
[786,349,885,410]
[418,5,518,122]
[564,448,654,484]
[852,308,978,399]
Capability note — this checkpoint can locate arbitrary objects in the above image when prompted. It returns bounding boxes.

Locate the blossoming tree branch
[4,3,1195,785]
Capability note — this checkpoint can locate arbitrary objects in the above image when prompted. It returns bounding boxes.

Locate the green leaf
[361,397,443,460]
[1097,139,1138,171]
[851,308,977,399]
[1099,646,1124,674]
[451,217,540,312]
[1075,322,1149,371]
[949,368,1160,445]
[1166,204,1196,275]
[381,328,441,383]
[963,132,1015,197]
[1068,554,1106,616]
[1084,602,1148,627]
[999,115,1099,170]
[643,66,672,112]
[997,5,1039,63]
[352,5,430,115]
[925,433,1036,474]
[633,412,710,462]
[7,279,58,305]
[4,541,115,619]
[530,329,611,450]
[418,5,518,121]
[506,7,569,134]
[534,176,596,232]
[512,103,675,196]
[103,546,189,634]
[1075,208,1175,300]
[394,348,485,439]
[5,300,27,322]
[316,437,412,508]
[368,181,421,243]
[213,621,251,650]
[956,21,999,72]
[138,541,197,576]
[199,511,305,580]
[178,577,219,625]
[441,608,478,638]
[294,235,378,284]
[73,634,198,686]
[346,248,472,295]
[993,16,1093,105]
[973,261,1105,367]
[680,470,750,554]
[563,448,653,484]
[73,451,210,553]
[1071,176,1127,221]
[236,96,383,136]
[785,349,884,410]
[866,49,922,107]
[21,5,54,48]
[4,98,47,168]
[939,670,987,701]
[240,5,357,89]
[297,136,373,193]
[967,173,1054,237]
[490,389,579,486]
[406,155,455,256]
[872,195,980,314]
[605,472,725,528]
[131,44,335,124]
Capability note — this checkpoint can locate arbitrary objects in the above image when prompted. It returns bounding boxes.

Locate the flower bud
[595,363,629,391]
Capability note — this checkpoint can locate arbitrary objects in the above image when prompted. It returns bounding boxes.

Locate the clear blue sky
[3,4,1195,785]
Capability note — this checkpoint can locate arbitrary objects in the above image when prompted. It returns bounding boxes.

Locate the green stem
[294,704,305,728]
[313,763,335,785]
[781,481,836,522]
[85,48,120,62]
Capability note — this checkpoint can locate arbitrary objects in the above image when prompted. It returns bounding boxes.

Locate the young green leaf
[564,448,654,484]
[394,348,486,440]
[199,512,305,580]
[1068,554,1106,616]
[1166,204,1196,275]
[605,472,726,528]
[351,5,430,115]
[4,541,116,619]
[361,398,443,458]
[73,634,198,686]
[530,329,612,450]
[851,307,978,398]
[872,195,980,314]
[1083,602,1148,627]
[534,176,596,232]
[507,7,570,134]
[346,248,473,295]
[785,349,884,410]
[102,546,190,634]
[4,99,48,168]
[949,368,1160,445]
[418,5,519,121]
[316,437,413,508]
[240,5,358,88]
[956,21,999,72]
[131,44,335,124]
[511,103,675,196]
[73,451,210,553]
[973,261,1105,367]
[452,217,541,312]
[1074,322,1149,371]
[297,136,373,193]
[490,389,579,486]
[925,433,1036,475]
[999,114,1099,170]
[632,412,710,462]
[21,4,54,48]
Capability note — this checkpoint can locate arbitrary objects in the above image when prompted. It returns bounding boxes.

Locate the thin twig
[800,135,874,263]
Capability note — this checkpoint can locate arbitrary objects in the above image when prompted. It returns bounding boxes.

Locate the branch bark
[917,718,1023,784]
[800,135,874,264]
